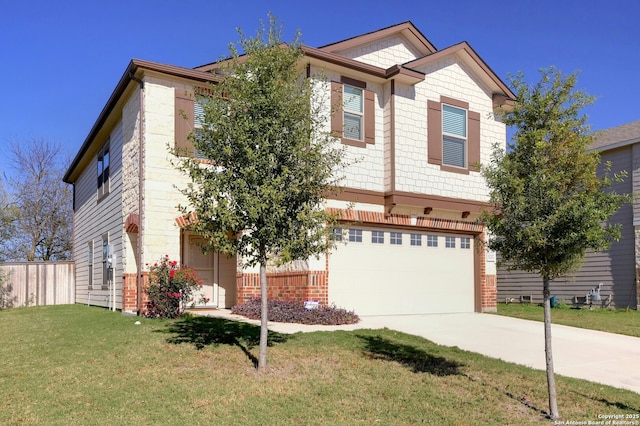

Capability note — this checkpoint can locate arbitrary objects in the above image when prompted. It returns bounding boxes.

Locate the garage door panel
[328,228,474,315]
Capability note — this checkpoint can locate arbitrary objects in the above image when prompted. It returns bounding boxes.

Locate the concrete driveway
[196,309,640,394]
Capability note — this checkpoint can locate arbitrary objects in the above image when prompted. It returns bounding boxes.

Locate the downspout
[130,72,145,315]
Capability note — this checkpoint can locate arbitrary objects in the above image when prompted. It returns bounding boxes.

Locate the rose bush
[145,255,202,319]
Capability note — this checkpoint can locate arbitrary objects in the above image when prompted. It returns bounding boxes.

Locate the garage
[328,226,475,315]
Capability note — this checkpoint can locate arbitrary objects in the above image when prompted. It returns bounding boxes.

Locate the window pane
[427,235,438,247]
[348,229,362,243]
[446,236,456,248]
[461,237,471,249]
[344,113,362,140]
[410,234,422,246]
[390,232,402,245]
[442,104,466,137]
[372,231,384,244]
[194,101,205,127]
[443,135,465,168]
[343,85,363,113]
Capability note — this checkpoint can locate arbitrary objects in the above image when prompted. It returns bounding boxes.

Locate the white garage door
[328,227,475,315]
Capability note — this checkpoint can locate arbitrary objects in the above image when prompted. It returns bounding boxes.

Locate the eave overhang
[63,59,220,183]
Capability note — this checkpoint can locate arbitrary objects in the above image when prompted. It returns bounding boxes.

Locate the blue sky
[1,0,638,175]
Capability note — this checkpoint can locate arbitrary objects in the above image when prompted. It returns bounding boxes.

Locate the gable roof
[318,21,437,57]
[65,22,516,183]
[405,41,515,106]
[590,120,640,152]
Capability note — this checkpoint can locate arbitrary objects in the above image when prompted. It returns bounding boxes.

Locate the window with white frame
[427,234,438,247]
[445,236,456,248]
[410,233,422,246]
[390,232,402,245]
[372,230,384,244]
[97,141,110,200]
[88,241,93,289]
[101,234,109,289]
[348,228,362,243]
[343,84,364,141]
[331,227,343,241]
[442,104,467,168]
[193,99,208,159]
[461,237,471,249]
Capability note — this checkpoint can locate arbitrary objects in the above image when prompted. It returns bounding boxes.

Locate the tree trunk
[543,276,559,419]
[258,262,268,371]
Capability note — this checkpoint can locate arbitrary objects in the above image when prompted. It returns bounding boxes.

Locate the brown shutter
[364,90,375,144]
[330,81,343,138]
[468,111,481,171]
[427,100,442,165]
[175,89,194,157]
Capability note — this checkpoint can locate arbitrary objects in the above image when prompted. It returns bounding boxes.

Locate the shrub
[231,298,360,325]
[145,256,202,319]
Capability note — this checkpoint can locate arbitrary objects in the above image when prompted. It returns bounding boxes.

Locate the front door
[182,233,237,308]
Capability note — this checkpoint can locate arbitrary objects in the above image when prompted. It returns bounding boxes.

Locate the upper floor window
[97,141,110,200]
[427,96,480,174]
[343,84,364,141]
[442,104,467,168]
[331,227,343,241]
[331,77,375,148]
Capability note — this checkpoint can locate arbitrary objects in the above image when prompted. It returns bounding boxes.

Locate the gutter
[129,73,145,316]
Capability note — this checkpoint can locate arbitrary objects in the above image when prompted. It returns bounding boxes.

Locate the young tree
[0,180,18,261]
[482,68,629,420]
[7,139,73,261]
[174,16,346,371]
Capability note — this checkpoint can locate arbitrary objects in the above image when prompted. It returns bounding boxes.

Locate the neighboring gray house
[497,120,640,309]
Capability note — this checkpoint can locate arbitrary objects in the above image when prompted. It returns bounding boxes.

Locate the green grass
[495,303,640,338]
[1,305,638,425]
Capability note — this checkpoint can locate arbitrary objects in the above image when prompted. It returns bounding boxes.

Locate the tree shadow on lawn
[572,391,640,414]
[358,334,552,417]
[160,316,289,368]
[357,334,463,376]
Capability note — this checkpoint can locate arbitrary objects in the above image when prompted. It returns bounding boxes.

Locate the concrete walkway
[194,309,640,394]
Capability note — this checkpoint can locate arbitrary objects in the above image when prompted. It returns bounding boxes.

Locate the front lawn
[1,305,638,425]
[495,303,640,338]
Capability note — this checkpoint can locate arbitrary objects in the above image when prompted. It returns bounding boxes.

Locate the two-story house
[63,22,515,316]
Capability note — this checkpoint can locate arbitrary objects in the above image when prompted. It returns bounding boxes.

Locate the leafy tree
[174,16,346,371]
[0,180,18,261]
[482,68,630,420]
[6,139,73,261]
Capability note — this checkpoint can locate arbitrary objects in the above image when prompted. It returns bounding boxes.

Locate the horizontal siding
[498,146,636,308]
[73,122,125,309]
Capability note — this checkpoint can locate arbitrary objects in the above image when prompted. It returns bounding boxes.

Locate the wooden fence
[0,261,75,307]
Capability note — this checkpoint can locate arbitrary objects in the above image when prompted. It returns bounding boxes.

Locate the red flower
[167,292,172,297]
[170,270,175,278]
[173,292,181,298]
